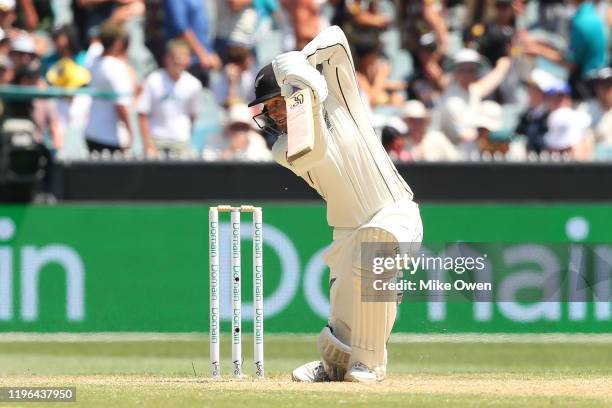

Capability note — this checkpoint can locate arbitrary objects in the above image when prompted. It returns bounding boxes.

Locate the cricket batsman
[248,26,423,383]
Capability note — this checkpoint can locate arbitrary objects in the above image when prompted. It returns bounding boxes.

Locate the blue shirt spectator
[567,1,608,76]
[163,0,220,86]
[164,0,212,52]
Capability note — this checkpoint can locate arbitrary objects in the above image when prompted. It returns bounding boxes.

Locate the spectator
[45,58,91,136]
[10,62,63,200]
[474,100,519,156]
[381,125,409,161]
[203,103,272,161]
[0,0,17,40]
[524,0,608,100]
[516,69,555,153]
[0,27,9,55]
[10,62,63,150]
[579,68,612,133]
[543,81,593,159]
[215,0,258,62]
[355,39,405,107]
[285,0,323,50]
[16,0,53,32]
[402,100,459,161]
[405,32,450,108]
[84,22,134,153]
[137,39,202,156]
[71,0,115,49]
[144,0,165,66]
[536,0,571,37]
[591,68,612,147]
[0,53,13,84]
[165,0,221,87]
[72,0,144,47]
[330,0,390,45]
[437,48,512,149]
[397,0,449,58]
[41,25,87,75]
[211,44,257,107]
[595,108,612,148]
[10,32,38,69]
[464,0,516,62]
[464,0,521,104]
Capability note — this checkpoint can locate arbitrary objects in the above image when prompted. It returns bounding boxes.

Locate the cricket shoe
[344,362,380,383]
[292,361,331,382]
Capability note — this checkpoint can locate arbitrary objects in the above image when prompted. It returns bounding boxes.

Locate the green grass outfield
[0,333,611,407]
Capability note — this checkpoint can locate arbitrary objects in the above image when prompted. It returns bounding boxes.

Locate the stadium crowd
[0,0,610,162]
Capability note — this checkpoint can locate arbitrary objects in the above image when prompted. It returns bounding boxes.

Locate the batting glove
[272,51,328,104]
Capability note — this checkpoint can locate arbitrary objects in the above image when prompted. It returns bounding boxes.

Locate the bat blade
[286,88,315,163]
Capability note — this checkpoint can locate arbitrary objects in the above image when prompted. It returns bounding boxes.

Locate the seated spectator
[9,62,62,200]
[10,32,38,69]
[515,69,556,153]
[474,100,522,156]
[11,62,63,151]
[41,25,87,75]
[437,48,512,150]
[84,22,134,153]
[0,53,13,84]
[579,68,612,134]
[165,0,221,87]
[381,125,409,162]
[137,39,202,156]
[402,100,459,161]
[543,81,593,159]
[211,44,257,107]
[524,0,608,100]
[595,109,612,148]
[203,103,272,161]
[0,27,9,55]
[355,39,406,108]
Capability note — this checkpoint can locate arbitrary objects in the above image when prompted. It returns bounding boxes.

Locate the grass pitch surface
[0,333,610,407]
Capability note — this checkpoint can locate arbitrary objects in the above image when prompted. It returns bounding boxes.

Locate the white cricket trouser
[323,199,423,371]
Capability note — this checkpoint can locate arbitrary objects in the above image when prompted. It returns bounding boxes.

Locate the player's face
[263,96,287,132]
[252,95,287,139]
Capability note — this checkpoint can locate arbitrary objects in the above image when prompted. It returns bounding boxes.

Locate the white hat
[11,33,36,54]
[0,0,15,11]
[402,100,429,119]
[528,69,558,93]
[384,116,408,134]
[474,100,503,132]
[451,48,485,69]
[544,107,591,150]
[227,103,253,126]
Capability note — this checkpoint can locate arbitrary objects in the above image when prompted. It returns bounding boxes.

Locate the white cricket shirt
[272,26,414,229]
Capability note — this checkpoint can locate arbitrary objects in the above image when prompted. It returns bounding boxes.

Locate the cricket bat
[286,88,315,163]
